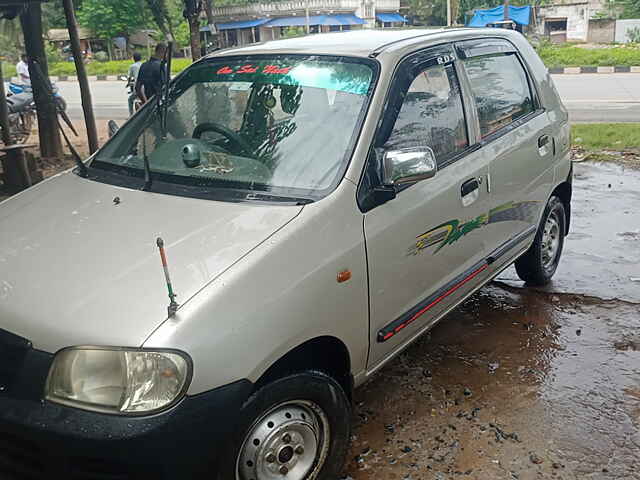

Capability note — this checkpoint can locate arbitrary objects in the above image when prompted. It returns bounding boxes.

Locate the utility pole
[0,57,13,146]
[306,0,310,34]
[20,1,63,159]
[63,0,98,154]
[447,0,452,26]
[504,0,510,20]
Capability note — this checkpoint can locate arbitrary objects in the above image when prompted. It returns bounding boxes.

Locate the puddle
[497,161,640,304]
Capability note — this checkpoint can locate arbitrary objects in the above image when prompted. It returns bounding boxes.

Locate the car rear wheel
[515,195,566,286]
[218,371,351,480]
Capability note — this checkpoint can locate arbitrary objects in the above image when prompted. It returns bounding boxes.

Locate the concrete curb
[548,66,640,74]
[9,75,123,83]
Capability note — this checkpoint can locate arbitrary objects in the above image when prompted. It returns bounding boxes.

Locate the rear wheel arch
[254,336,353,402]
[551,180,571,235]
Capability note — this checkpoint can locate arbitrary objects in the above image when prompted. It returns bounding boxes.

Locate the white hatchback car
[0,28,570,480]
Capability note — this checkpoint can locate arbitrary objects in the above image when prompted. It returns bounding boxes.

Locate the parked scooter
[3,82,70,145]
[4,91,35,144]
[8,81,68,113]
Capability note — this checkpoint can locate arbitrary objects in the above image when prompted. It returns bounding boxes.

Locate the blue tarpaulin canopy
[376,12,407,23]
[467,5,531,27]
[265,13,365,27]
[216,18,270,30]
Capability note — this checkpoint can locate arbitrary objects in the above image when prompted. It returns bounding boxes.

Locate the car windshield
[91,55,375,200]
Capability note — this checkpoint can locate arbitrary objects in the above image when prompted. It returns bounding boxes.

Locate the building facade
[535,0,611,43]
[209,0,406,47]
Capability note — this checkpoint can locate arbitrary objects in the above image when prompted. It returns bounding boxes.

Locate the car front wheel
[218,371,351,480]
[515,195,566,286]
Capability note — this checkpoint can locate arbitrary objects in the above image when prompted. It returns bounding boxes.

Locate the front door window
[383,63,469,167]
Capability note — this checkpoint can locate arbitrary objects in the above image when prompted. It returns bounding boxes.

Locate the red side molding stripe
[378,263,488,342]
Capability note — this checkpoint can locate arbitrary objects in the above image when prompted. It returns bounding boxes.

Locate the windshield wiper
[245,192,313,205]
[141,41,173,191]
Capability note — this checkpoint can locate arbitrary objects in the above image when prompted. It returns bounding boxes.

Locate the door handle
[538,135,551,156]
[461,178,480,207]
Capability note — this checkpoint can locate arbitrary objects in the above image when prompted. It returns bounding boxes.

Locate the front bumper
[0,334,253,479]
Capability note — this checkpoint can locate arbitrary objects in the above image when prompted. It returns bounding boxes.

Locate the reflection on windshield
[92,56,374,198]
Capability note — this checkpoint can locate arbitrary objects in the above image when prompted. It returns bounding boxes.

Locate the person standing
[16,54,31,87]
[135,43,167,104]
[127,52,143,115]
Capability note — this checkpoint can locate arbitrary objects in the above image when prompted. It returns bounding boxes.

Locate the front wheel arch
[253,336,353,402]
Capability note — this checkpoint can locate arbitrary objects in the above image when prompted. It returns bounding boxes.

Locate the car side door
[361,44,493,370]
[456,39,556,265]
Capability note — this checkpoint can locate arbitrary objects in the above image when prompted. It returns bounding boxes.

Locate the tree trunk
[188,13,201,61]
[0,57,13,146]
[20,2,63,159]
[63,0,99,154]
[203,0,217,50]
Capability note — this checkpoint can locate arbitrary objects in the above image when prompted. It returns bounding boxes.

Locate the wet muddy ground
[343,161,640,480]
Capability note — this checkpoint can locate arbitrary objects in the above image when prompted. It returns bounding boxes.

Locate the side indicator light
[337,270,352,283]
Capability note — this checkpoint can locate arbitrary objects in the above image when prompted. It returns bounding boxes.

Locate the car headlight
[45,347,191,415]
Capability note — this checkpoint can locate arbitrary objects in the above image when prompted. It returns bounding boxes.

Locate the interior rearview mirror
[382,147,437,186]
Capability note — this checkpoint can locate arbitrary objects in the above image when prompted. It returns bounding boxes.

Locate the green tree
[146,0,175,41]
[42,1,83,30]
[622,0,640,18]
[77,0,148,38]
[0,18,22,61]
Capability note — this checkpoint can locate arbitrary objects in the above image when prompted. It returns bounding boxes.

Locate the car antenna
[156,237,179,317]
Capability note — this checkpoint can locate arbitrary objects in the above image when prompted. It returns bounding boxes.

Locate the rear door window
[462,53,535,138]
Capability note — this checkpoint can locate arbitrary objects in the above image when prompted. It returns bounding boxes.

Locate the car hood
[0,172,302,353]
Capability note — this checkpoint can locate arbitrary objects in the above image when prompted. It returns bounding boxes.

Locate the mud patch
[343,286,640,480]
[614,337,640,351]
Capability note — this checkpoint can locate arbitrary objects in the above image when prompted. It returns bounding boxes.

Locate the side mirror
[107,120,119,138]
[382,147,437,186]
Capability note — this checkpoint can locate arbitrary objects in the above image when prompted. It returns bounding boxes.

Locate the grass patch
[538,44,640,67]
[2,63,16,79]
[572,123,640,151]
[2,58,190,79]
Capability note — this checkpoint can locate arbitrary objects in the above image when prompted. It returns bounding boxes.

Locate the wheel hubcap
[541,211,560,270]
[236,401,330,480]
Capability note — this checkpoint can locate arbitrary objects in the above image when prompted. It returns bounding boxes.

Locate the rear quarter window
[462,53,535,138]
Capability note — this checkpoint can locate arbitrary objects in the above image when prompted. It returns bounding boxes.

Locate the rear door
[362,44,493,369]
[456,39,555,261]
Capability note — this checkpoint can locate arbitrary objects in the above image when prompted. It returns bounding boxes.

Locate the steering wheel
[193,122,254,157]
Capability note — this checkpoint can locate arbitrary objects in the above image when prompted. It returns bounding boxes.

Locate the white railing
[212,0,400,18]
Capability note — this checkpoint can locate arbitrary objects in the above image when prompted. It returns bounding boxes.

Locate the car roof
[207,27,505,59]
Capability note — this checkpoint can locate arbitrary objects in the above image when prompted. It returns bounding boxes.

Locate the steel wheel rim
[541,211,561,270]
[236,400,330,480]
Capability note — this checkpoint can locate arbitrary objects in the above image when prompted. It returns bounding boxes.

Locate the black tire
[218,371,351,480]
[515,195,566,286]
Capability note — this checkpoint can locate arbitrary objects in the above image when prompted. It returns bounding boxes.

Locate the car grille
[0,328,31,394]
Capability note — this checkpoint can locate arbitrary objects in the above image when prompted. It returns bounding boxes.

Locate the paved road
[7,73,640,123]
[552,73,640,123]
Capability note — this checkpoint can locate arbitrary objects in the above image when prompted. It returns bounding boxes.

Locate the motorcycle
[3,82,69,145]
[8,81,68,112]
